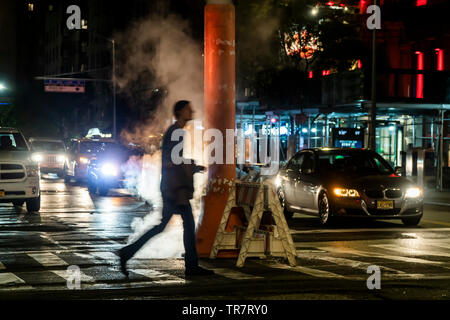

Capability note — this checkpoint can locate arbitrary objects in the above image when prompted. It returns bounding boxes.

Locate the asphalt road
[0,176,449,300]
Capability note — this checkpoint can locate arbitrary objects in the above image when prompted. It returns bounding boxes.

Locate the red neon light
[322,70,330,76]
[415,51,423,99]
[436,48,444,71]
[360,0,369,14]
[309,71,313,78]
[357,60,362,69]
[326,1,335,6]
[416,0,427,6]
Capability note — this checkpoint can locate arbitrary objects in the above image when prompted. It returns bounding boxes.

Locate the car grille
[47,155,56,164]
[0,164,22,170]
[0,163,26,181]
[0,173,25,179]
[368,208,401,215]
[365,189,403,199]
[385,189,402,199]
[365,189,384,199]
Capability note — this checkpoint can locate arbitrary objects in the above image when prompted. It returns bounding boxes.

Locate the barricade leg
[236,186,265,267]
[267,185,297,266]
[209,184,237,259]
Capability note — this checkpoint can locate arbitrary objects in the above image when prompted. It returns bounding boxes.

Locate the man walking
[118,100,214,277]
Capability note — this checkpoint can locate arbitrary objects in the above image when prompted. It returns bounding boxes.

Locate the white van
[0,128,40,212]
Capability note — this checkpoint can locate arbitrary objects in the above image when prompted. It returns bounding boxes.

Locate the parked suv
[0,128,40,212]
[29,137,66,177]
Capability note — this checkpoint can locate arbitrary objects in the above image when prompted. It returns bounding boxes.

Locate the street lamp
[0,83,6,91]
[92,33,116,140]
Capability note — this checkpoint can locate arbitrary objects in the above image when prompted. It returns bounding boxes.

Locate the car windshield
[0,133,29,151]
[80,141,117,154]
[31,141,65,152]
[318,150,394,175]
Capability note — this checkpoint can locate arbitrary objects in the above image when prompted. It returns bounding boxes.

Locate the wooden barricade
[209,180,297,267]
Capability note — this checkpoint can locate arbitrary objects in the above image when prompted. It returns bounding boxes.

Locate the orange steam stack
[196,0,236,257]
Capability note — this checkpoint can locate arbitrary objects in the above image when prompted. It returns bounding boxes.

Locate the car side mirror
[394,166,403,175]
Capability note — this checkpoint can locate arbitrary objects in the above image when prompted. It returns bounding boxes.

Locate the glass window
[301,153,316,173]
[287,153,304,170]
[31,141,65,152]
[0,133,28,151]
[318,151,393,175]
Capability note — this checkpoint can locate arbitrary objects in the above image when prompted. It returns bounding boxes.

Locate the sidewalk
[423,188,450,207]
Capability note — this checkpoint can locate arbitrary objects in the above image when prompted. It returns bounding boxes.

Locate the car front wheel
[87,178,97,194]
[318,192,333,226]
[402,215,422,226]
[278,188,294,220]
[26,196,41,213]
[12,200,24,207]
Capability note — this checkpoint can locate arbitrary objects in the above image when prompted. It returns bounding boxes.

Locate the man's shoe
[185,266,215,276]
[117,249,129,277]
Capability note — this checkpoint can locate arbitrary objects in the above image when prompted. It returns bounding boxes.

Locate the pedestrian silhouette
[118,100,214,277]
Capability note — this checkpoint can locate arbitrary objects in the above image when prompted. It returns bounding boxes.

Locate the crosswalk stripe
[90,252,118,260]
[371,244,450,258]
[256,261,348,279]
[130,269,185,282]
[51,269,95,283]
[27,252,69,267]
[428,243,450,250]
[0,262,5,270]
[0,273,26,285]
[290,228,450,234]
[211,268,263,280]
[318,246,450,268]
[296,252,406,274]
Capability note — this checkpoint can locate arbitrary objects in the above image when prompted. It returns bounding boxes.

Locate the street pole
[112,39,116,140]
[369,0,377,151]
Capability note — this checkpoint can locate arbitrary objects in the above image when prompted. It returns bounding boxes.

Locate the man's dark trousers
[120,198,199,269]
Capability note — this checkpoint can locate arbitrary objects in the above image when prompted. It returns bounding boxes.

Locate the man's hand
[195,165,206,173]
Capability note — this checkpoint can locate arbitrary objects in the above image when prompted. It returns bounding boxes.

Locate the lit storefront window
[435,48,444,71]
[415,51,424,99]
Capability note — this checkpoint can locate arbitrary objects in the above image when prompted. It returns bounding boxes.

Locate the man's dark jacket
[160,122,196,205]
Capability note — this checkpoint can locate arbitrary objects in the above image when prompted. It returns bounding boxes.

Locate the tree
[236,0,366,108]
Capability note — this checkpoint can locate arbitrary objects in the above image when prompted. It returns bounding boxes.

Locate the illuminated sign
[44,79,85,93]
[332,128,364,148]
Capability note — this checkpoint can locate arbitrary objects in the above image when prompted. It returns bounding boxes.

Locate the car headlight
[26,165,40,177]
[79,157,89,164]
[275,175,281,188]
[32,153,42,163]
[101,163,118,176]
[405,187,421,198]
[333,188,360,198]
[57,155,66,163]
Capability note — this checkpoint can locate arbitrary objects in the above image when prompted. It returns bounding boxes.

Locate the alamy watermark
[170,121,280,176]
[366,265,381,290]
[66,265,81,290]
[66,5,81,30]
[366,5,381,30]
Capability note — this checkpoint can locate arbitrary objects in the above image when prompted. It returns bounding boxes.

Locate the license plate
[377,200,394,210]
[0,191,4,197]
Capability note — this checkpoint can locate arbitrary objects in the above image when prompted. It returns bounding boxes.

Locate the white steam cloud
[115,14,206,259]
